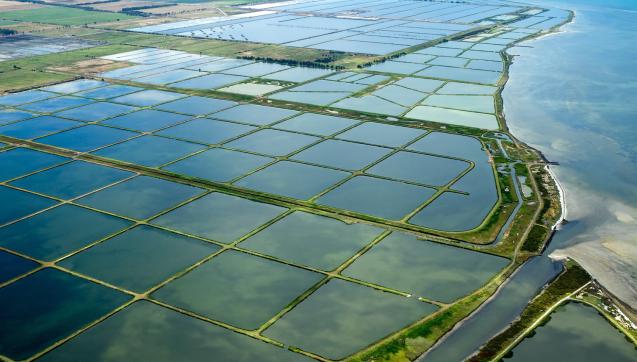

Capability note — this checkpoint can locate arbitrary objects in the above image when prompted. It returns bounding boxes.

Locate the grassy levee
[468,261,591,361]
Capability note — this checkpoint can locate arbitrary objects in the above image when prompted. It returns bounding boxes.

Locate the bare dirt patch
[140,3,224,18]
[49,58,131,75]
[0,0,42,11]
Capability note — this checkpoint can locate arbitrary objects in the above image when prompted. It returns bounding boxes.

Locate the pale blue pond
[332,95,407,116]
[368,151,469,186]
[239,211,384,270]
[264,278,436,360]
[162,148,273,182]
[74,84,142,100]
[404,105,499,129]
[336,122,424,147]
[269,90,349,106]
[317,176,436,220]
[54,102,138,122]
[36,125,138,152]
[223,62,291,77]
[422,94,495,113]
[101,109,191,132]
[0,109,36,125]
[0,116,81,139]
[366,61,426,75]
[9,160,132,199]
[93,135,205,167]
[43,80,108,94]
[134,69,205,85]
[0,148,67,182]
[155,96,236,116]
[225,129,319,156]
[211,104,299,126]
[263,67,333,83]
[0,186,57,225]
[273,112,359,136]
[0,204,132,261]
[59,225,217,292]
[111,90,186,107]
[152,192,286,243]
[153,250,321,329]
[77,175,204,220]
[415,66,501,84]
[234,161,349,200]
[343,232,508,302]
[0,90,56,106]
[157,118,255,145]
[18,96,93,113]
[292,139,391,170]
[169,73,248,90]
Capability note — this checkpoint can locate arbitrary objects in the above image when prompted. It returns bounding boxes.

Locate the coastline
[413,9,578,361]
[470,3,637,359]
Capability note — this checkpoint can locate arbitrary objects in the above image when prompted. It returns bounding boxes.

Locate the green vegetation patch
[0,7,138,26]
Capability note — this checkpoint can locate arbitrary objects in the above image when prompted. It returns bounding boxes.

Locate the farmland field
[0,6,138,25]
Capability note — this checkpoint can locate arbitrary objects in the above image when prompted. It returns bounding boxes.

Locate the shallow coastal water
[422,1,637,360]
[505,0,637,307]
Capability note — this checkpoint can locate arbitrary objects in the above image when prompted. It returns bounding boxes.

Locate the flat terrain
[0,1,608,361]
[0,6,138,25]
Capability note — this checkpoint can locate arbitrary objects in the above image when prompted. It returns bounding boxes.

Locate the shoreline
[472,4,637,359]
[417,8,580,361]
